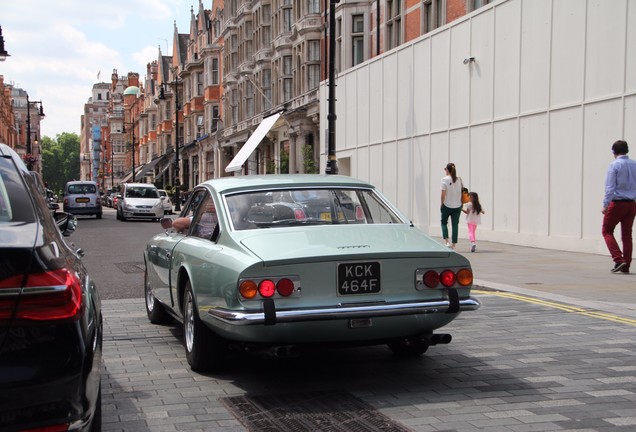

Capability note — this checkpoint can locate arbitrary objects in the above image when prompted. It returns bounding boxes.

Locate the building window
[211,58,219,85]
[386,0,402,50]
[469,0,491,12]
[245,81,255,118]
[423,0,446,33]
[283,8,292,32]
[197,72,203,96]
[308,0,320,14]
[263,69,272,110]
[308,40,321,61]
[308,64,320,89]
[352,15,364,66]
[211,105,220,131]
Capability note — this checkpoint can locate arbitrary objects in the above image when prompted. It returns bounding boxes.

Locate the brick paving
[101,291,636,431]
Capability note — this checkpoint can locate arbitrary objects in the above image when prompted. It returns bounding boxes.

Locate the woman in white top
[440,163,463,249]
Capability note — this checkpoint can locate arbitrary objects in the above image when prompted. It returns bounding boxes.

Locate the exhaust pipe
[429,333,452,345]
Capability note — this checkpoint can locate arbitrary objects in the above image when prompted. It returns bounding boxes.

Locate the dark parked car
[0,144,102,431]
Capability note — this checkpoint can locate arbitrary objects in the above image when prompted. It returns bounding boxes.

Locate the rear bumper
[64,206,102,215]
[207,295,481,326]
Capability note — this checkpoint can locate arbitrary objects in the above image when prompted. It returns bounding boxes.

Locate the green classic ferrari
[144,175,480,371]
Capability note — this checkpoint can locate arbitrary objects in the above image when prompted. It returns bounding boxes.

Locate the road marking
[473,289,636,326]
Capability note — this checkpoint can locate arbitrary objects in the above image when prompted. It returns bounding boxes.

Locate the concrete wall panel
[450,21,471,128]
[494,0,521,119]
[519,113,549,236]
[551,0,585,107]
[470,11,494,124]
[369,61,383,143]
[383,56,398,142]
[519,0,551,114]
[356,67,371,146]
[585,0,626,100]
[413,135,431,229]
[493,119,519,233]
[413,39,431,135]
[397,47,415,139]
[431,32,450,132]
[549,107,583,238]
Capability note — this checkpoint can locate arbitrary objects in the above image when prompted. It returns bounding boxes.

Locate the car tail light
[417,268,472,289]
[258,280,276,297]
[355,205,365,221]
[0,269,82,321]
[239,280,258,299]
[440,270,456,287]
[423,271,440,288]
[294,208,306,220]
[456,268,473,286]
[276,278,294,296]
[239,276,300,299]
[63,198,69,205]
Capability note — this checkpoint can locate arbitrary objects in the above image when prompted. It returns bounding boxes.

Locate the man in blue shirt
[602,140,636,273]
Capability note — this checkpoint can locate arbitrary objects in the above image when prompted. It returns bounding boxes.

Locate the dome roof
[123,85,140,96]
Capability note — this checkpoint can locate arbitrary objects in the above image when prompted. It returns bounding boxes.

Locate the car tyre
[387,337,429,357]
[183,281,227,372]
[96,213,102,219]
[144,267,171,324]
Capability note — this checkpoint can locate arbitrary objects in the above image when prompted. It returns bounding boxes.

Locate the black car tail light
[423,270,440,288]
[0,268,82,322]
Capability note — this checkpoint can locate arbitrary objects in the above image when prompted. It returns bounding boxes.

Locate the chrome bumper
[207,296,481,325]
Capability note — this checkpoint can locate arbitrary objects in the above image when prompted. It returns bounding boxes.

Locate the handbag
[460,178,470,204]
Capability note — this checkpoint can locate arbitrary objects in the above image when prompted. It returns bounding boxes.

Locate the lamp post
[159,77,181,212]
[122,122,136,183]
[26,94,45,171]
[326,0,339,175]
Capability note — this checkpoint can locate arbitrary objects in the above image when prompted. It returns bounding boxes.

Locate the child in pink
[462,192,485,252]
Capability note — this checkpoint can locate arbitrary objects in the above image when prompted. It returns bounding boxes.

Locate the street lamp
[0,26,10,62]
[26,95,45,170]
[326,0,339,175]
[158,76,182,212]
[122,122,136,183]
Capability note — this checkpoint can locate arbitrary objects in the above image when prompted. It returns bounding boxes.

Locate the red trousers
[602,201,636,267]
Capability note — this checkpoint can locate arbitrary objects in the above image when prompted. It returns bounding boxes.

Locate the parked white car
[158,189,172,214]
[116,183,164,221]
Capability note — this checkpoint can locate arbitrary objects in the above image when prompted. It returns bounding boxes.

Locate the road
[70,207,162,299]
[70,209,636,431]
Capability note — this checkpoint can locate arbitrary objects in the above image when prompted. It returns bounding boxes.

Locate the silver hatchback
[63,180,102,219]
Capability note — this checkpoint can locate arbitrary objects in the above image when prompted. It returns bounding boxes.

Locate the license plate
[338,262,381,295]
[76,197,89,203]
[320,212,331,221]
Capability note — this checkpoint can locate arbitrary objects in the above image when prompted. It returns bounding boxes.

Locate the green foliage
[302,145,318,174]
[41,133,81,194]
[266,158,277,174]
[280,150,289,174]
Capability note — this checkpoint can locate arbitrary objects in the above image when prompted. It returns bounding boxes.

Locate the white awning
[225,112,282,173]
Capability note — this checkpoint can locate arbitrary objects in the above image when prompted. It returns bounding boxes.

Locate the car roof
[125,183,157,188]
[203,174,373,194]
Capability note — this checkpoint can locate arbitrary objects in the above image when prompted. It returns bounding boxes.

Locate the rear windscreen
[0,158,36,223]
[67,183,97,194]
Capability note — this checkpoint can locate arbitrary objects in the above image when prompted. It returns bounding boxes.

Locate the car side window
[190,193,218,241]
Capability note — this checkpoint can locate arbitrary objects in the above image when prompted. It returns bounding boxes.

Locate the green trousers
[441,204,462,244]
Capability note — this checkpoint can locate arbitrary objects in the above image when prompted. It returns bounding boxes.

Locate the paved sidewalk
[447,239,636,319]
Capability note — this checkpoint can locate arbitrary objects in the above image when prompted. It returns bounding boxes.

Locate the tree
[41,133,81,195]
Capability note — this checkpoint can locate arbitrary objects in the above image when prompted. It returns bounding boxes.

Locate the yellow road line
[473,289,636,326]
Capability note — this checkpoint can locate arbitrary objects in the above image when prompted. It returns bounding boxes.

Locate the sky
[1,0,197,138]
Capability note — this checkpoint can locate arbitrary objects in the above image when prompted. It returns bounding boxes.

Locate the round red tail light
[423,271,440,288]
[239,280,258,299]
[276,278,295,296]
[294,208,306,220]
[456,268,473,286]
[258,279,276,297]
[440,270,456,287]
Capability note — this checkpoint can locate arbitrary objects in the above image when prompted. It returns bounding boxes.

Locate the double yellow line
[473,289,636,326]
